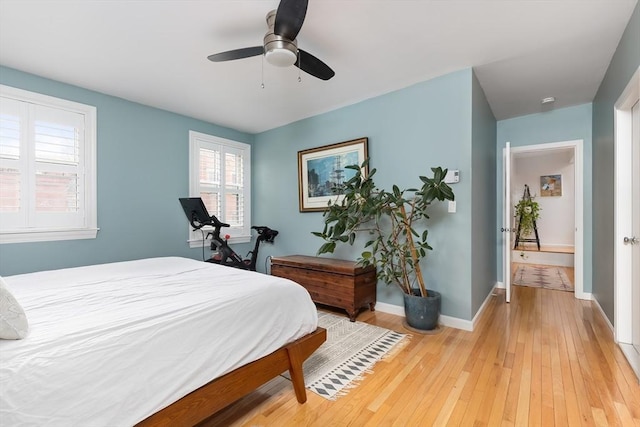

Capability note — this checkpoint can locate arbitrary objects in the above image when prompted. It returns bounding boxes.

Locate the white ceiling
[0,0,637,134]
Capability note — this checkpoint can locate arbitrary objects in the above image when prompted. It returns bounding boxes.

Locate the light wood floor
[201,286,640,426]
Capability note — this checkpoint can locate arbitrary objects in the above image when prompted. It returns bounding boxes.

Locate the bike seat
[252,226,278,242]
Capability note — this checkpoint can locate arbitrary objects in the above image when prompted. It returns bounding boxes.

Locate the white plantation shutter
[33,105,84,227]
[199,147,221,219]
[223,147,245,227]
[188,131,250,246]
[0,85,97,243]
[0,97,22,226]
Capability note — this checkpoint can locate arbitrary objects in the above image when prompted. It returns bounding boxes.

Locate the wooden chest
[270,255,377,321]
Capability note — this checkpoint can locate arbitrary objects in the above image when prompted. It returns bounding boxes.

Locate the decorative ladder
[513,184,541,250]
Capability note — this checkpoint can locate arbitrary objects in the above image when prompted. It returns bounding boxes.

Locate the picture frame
[540,174,562,197]
[298,137,369,212]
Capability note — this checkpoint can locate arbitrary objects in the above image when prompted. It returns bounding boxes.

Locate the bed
[0,257,325,426]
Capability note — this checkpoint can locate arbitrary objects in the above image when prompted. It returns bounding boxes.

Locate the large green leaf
[317,241,336,254]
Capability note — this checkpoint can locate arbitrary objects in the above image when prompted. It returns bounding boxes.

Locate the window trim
[188,131,251,248]
[0,85,98,244]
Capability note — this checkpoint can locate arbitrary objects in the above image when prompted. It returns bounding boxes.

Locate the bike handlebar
[206,219,278,243]
[189,213,229,231]
[208,214,230,229]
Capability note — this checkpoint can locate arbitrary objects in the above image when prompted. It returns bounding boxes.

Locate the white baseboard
[374,301,405,317]
[469,283,500,331]
[590,295,640,383]
[496,281,505,289]
[440,314,473,331]
[619,344,640,383]
[591,296,614,334]
[576,291,592,301]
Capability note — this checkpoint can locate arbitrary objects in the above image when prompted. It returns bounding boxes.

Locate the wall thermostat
[444,169,460,184]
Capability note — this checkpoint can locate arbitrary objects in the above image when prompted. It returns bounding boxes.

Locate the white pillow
[0,276,29,339]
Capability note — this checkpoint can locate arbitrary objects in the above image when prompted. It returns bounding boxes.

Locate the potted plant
[313,160,454,331]
[514,197,540,237]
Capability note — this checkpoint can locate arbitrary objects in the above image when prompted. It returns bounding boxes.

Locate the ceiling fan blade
[274,0,308,41]
[207,46,264,62]
[295,49,335,80]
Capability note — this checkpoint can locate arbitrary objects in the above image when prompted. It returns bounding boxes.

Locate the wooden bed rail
[136,327,327,427]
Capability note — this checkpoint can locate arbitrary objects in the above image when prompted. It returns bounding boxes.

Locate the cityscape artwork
[298,138,368,212]
[306,151,360,197]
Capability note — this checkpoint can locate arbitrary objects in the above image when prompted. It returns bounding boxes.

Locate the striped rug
[285,311,408,400]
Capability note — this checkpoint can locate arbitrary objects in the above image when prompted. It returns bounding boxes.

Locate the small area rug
[285,311,408,400]
[513,264,573,292]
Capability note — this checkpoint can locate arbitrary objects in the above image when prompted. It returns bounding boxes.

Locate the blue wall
[471,71,497,316]
[0,66,254,275]
[495,103,593,293]
[254,68,489,320]
[592,2,640,323]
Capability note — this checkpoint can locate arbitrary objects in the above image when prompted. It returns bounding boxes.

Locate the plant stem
[400,204,427,297]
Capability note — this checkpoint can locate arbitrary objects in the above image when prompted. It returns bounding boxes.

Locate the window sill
[0,228,99,244]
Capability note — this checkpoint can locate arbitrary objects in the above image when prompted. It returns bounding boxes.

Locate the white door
[614,67,640,381]
[631,100,640,354]
[503,142,512,303]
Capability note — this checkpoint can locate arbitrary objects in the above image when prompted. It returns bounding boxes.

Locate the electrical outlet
[448,201,456,213]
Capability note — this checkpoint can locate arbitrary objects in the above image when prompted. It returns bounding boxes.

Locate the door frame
[506,139,585,299]
[503,143,512,302]
[614,66,639,345]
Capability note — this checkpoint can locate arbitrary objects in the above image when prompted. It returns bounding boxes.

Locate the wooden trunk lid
[271,255,374,276]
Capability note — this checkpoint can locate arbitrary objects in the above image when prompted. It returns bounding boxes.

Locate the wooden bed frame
[136,327,327,427]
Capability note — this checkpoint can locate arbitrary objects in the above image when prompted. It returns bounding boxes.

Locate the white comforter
[0,257,318,426]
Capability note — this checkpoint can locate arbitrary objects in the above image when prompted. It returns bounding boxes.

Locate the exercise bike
[179,197,278,271]
[206,216,278,271]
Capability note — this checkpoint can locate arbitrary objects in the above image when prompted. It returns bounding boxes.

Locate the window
[188,131,251,247]
[0,85,97,244]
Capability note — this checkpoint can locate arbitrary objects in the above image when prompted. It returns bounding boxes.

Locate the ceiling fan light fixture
[265,48,297,67]
[263,31,298,67]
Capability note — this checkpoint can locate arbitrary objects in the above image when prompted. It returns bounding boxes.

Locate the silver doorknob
[623,236,639,244]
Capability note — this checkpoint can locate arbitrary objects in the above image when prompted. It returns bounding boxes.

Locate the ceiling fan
[207,0,335,81]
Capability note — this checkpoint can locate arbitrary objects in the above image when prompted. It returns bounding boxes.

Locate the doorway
[503,140,584,301]
[614,66,640,381]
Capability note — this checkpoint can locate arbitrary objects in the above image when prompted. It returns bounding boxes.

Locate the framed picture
[540,174,562,197]
[298,137,368,212]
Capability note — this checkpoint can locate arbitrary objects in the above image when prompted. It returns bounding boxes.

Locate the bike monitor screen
[179,197,212,226]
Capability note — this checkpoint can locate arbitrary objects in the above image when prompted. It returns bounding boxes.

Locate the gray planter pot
[403,289,441,330]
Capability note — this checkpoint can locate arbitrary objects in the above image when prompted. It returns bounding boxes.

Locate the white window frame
[0,85,98,244]
[188,131,251,248]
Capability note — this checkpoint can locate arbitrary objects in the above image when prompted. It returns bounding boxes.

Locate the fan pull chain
[261,55,265,89]
[297,52,302,83]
